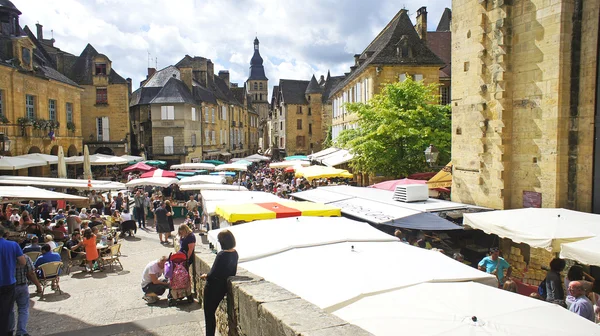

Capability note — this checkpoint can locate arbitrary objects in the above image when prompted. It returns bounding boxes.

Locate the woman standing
[165,200,175,238]
[178,225,196,267]
[201,230,238,336]
[82,228,99,272]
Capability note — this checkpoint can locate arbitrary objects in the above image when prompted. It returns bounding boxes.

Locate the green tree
[335,78,451,177]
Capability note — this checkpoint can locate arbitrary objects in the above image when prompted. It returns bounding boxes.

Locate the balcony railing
[147,145,187,156]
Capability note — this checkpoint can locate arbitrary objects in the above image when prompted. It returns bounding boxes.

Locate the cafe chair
[38,261,64,298]
[52,243,64,255]
[62,247,86,275]
[25,251,41,262]
[101,243,122,271]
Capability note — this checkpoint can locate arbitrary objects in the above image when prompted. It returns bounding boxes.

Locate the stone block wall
[192,246,372,336]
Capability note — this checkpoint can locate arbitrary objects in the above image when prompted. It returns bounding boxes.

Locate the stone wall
[192,246,372,336]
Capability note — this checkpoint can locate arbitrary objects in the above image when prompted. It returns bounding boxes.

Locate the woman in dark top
[178,224,196,266]
[201,230,238,336]
[165,200,175,234]
[545,258,566,302]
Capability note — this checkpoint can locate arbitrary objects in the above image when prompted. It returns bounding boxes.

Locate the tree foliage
[335,78,451,177]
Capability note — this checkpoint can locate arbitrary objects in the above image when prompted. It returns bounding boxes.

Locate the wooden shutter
[163,136,173,154]
[161,106,168,120]
[191,107,196,121]
[102,117,110,141]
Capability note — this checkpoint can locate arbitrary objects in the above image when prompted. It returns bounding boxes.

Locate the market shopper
[134,189,146,229]
[8,254,41,336]
[478,247,512,286]
[0,225,26,334]
[201,230,238,336]
[141,256,169,304]
[568,281,595,322]
[545,258,566,302]
[154,202,172,244]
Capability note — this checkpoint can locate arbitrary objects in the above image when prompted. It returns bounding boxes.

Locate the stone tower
[246,37,269,150]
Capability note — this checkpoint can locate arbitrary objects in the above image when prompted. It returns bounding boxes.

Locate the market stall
[123,162,156,173]
[294,165,353,181]
[269,161,310,169]
[170,163,216,170]
[0,186,87,201]
[178,175,225,186]
[125,177,178,188]
[560,236,600,267]
[0,176,125,191]
[244,154,270,162]
[215,201,341,224]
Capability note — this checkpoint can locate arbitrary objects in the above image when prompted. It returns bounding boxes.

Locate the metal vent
[393,184,429,203]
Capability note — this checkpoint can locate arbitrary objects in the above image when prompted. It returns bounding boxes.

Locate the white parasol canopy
[0,176,125,190]
[244,154,270,162]
[0,156,45,170]
[560,236,600,267]
[269,161,311,169]
[170,163,216,170]
[463,208,600,251]
[178,175,226,186]
[83,145,92,180]
[57,146,67,178]
[179,184,248,191]
[240,241,497,312]
[66,153,129,166]
[208,216,399,261]
[126,177,179,188]
[0,186,87,201]
[18,153,59,165]
[120,155,144,162]
[215,163,248,171]
[334,281,600,336]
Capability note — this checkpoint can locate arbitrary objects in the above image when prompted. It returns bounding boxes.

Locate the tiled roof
[130,87,161,107]
[213,75,242,106]
[305,75,322,94]
[330,9,444,97]
[193,85,217,105]
[68,43,128,85]
[279,79,309,105]
[143,66,180,87]
[0,0,20,14]
[149,77,196,105]
[436,8,452,32]
[322,73,345,103]
[427,31,451,79]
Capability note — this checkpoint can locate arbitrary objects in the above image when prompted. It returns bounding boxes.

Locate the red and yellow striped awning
[215,201,341,223]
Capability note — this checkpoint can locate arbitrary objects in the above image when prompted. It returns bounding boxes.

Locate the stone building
[329,8,446,142]
[451,0,600,212]
[270,72,343,155]
[130,56,247,164]
[232,85,260,154]
[246,37,269,150]
[33,24,131,156]
[0,1,83,164]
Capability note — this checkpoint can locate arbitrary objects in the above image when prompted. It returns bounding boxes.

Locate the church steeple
[248,36,267,81]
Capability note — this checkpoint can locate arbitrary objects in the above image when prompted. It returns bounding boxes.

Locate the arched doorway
[49,145,59,156]
[28,146,42,176]
[67,145,78,157]
[95,147,114,155]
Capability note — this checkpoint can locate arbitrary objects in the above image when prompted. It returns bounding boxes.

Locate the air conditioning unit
[393,184,429,202]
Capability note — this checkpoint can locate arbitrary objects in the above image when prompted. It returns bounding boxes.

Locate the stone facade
[451,0,600,211]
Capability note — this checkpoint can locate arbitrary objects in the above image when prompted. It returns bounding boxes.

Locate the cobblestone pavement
[23,219,215,336]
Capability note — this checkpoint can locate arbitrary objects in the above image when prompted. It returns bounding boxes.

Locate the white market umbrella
[66,153,129,166]
[269,161,310,169]
[178,175,226,186]
[170,163,216,170]
[120,155,144,162]
[57,146,67,178]
[83,145,92,180]
[240,241,497,312]
[334,281,600,336]
[0,156,45,170]
[179,184,248,191]
[215,163,248,171]
[126,177,179,188]
[18,153,59,165]
[560,236,600,267]
[244,154,270,162]
[0,186,87,201]
[463,208,600,251]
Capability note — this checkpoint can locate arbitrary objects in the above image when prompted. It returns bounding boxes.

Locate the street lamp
[0,133,11,153]
[424,144,439,167]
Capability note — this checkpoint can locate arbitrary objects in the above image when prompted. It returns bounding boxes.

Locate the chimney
[126,78,132,94]
[416,6,428,41]
[205,60,214,86]
[36,23,43,40]
[319,75,325,84]
[147,68,156,78]
[354,54,361,66]
[180,67,193,92]
[218,70,230,88]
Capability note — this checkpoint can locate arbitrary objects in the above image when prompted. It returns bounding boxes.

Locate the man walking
[134,190,146,229]
[478,247,512,286]
[0,225,26,334]
[8,254,42,336]
[568,281,595,321]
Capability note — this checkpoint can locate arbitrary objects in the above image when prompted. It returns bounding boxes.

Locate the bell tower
[246,36,269,149]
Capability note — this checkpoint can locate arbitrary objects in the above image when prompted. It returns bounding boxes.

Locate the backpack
[170,262,190,290]
[538,278,547,299]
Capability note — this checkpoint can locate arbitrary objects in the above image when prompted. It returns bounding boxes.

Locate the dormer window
[21,47,30,66]
[95,63,107,75]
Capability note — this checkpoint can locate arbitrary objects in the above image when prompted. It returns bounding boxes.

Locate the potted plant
[0,115,8,124]
[66,121,76,132]
[17,117,33,136]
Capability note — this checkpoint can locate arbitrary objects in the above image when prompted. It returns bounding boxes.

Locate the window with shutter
[26,94,35,119]
[414,74,423,81]
[66,102,73,123]
[399,74,407,82]
[102,117,110,141]
[191,134,197,147]
[212,131,215,144]
[212,109,215,123]
[205,107,209,123]
[297,119,302,130]
[192,107,196,121]
[96,88,108,104]
[161,106,174,120]
[48,99,56,120]
[163,136,174,154]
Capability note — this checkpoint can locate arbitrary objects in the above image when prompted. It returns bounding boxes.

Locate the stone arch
[27,146,43,176]
[49,145,59,156]
[67,145,78,157]
[95,147,114,155]
[27,146,41,154]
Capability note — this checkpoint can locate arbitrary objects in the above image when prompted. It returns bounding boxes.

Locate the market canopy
[208,216,398,261]
[202,160,225,166]
[334,281,600,336]
[178,175,226,186]
[382,212,462,230]
[240,241,498,312]
[231,159,252,166]
[126,177,179,188]
[18,153,59,165]
[308,147,341,160]
[244,154,270,162]
[285,155,309,161]
[427,162,452,189]
[140,169,177,178]
[0,186,87,201]
[215,201,341,223]
[0,156,46,170]
[369,178,426,191]
[294,165,353,181]
[215,163,248,171]
[0,176,125,190]
[120,155,144,163]
[143,160,167,167]
[560,236,600,267]
[170,163,216,170]
[203,190,282,216]
[123,162,156,173]
[269,161,310,169]
[463,208,600,251]
[65,154,129,166]
[179,184,247,191]
[320,149,354,167]
[209,171,236,176]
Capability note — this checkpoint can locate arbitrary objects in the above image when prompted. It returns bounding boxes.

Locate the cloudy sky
[14,0,451,93]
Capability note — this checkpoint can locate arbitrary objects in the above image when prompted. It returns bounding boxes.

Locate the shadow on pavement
[38,292,71,302]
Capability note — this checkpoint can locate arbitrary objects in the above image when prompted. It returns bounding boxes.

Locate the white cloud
[14,0,451,92]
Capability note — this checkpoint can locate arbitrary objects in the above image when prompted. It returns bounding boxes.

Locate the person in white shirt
[141,256,168,304]
[121,209,132,221]
[9,209,20,223]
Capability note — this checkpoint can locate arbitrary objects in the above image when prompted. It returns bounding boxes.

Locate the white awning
[178,175,226,186]
[214,163,247,171]
[179,184,248,191]
[320,149,354,167]
[0,186,87,201]
[0,176,125,190]
[560,237,600,267]
[269,161,310,169]
[18,153,59,165]
[308,147,341,160]
[126,177,179,188]
[0,156,46,170]
[65,154,129,165]
[120,155,144,162]
[170,163,216,170]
